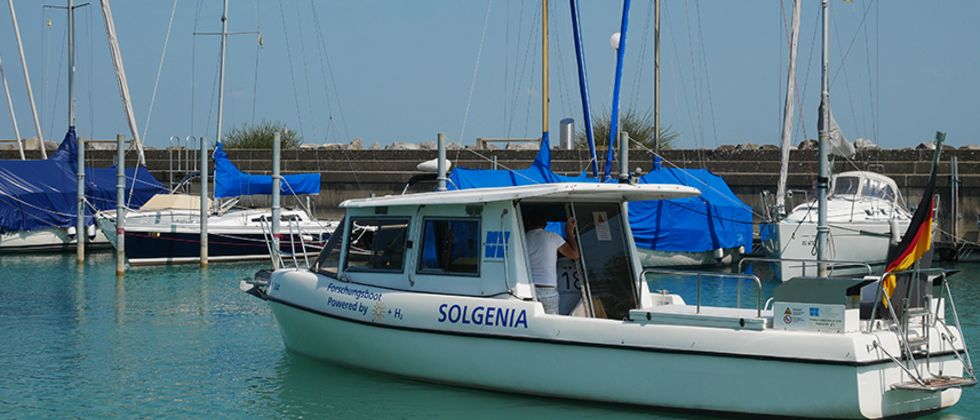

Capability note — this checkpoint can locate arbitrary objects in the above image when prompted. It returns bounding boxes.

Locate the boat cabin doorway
[519,202,638,320]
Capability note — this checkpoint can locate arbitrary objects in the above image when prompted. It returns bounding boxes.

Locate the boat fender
[739,318,745,328]
[889,218,901,245]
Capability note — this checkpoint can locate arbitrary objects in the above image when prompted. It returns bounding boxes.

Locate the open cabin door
[570,202,638,319]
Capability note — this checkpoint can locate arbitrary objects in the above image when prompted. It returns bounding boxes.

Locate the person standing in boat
[525,214,580,314]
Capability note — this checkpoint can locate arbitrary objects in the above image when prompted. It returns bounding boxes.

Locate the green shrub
[222,121,303,149]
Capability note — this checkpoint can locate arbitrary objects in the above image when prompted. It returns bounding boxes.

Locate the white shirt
[525,228,566,287]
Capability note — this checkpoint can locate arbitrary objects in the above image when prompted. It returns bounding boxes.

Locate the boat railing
[866,267,976,390]
[641,269,763,318]
[738,256,873,277]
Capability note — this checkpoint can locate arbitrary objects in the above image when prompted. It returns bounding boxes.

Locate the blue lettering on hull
[437,304,528,328]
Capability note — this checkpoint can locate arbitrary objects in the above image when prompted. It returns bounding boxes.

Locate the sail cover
[628,159,753,253]
[448,141,752,253]
[212,143,320,199]
[0,128,166,232]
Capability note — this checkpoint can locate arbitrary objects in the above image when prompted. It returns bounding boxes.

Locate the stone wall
[4,147,977,240]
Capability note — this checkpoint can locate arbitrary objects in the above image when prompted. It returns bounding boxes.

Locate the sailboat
[0,0,165,253]
[95,0,336,266]
[761,0,911,281]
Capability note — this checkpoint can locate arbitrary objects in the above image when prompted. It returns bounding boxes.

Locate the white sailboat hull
[0,227,110,252]
[266,270,964,419]
[762,220,902,281]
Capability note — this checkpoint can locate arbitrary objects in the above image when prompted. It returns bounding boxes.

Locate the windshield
[314,218,346,277]
[863,179,896,202]
[832,177,860,196]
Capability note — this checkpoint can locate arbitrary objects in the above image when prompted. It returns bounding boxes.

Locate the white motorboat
[98,194,337,266]
[243,183,974,418]
[762,171,912,280]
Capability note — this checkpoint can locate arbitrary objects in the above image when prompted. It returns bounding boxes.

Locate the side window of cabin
[417,218,481,276]
[345,218,410,273]
[315,218,346,278]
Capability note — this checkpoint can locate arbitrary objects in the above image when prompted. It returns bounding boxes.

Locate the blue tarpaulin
[448,140,752,253]
[628,159,752,252]
[213,143,320,199]
[0,127,166,232]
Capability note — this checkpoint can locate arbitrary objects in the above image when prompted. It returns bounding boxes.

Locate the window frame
[314,217,347,279]
[415,216,482,278]
[344,216,412,274]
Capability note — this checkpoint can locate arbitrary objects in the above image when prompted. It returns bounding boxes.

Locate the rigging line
[250,0,261,124]
[861,3,876,143]
[41,9,50,141]
[550,4,573,119]
[664,3,696,150]
[681,2,704,154]
[796,2,821,142]
[47,20,66,138]
[505,0,537,140]
[292,1,319,140]
[503,0,510,130]
[693,2,718,151]
[630,137,765,219]
[306,1,335,141]
[142,0,179,143]
[504,0,528,138]
[829,0,875,87]
[277,1,307,138]
[308,1,347,141]
[458,0,494,151]
[190,0,204,136]
[204,43,221,142]
[628,0,652,113]
[459,147,546,185]
[521,3,542,140]
[831,15,862,142]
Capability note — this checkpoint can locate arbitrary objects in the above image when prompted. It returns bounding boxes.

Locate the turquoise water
[0,253,976,419]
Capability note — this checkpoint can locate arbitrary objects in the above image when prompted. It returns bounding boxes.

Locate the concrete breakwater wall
[4,147,978,241]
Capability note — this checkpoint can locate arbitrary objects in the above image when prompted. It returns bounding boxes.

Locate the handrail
[641,268,763,318]
[738,256,873,277]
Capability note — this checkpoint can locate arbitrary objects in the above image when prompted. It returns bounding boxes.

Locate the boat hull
[636,247,739,267]
[265,271,963,419]
[0,227,111,253]
[761,221,900,281]
[124,230,322,266]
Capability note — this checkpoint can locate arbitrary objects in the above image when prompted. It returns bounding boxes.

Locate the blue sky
[0,0,977,149]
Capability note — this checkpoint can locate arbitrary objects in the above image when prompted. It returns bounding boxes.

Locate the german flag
[882,132,944,302]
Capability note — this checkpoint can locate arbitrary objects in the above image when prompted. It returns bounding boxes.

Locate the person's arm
[558,217,580,260]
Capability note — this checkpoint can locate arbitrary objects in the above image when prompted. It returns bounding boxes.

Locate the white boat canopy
[340,183,701,208]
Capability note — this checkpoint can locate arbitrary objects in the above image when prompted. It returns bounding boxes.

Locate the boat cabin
[314,183,699,320]
[830,171,904,205]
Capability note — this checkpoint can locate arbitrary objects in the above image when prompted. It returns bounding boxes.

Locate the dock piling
[115,133,125,276]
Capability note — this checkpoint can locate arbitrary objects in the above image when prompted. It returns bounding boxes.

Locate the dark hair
[527,213,548,228]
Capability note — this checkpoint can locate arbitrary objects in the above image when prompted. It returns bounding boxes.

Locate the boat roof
[340,183,701,208]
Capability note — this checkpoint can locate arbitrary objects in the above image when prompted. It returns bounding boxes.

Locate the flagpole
[816,0,830,277]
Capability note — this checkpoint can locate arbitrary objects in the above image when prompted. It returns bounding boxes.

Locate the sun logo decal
[372,301,386,321]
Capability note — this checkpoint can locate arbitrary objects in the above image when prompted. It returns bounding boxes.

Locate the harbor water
[1,253,976,419]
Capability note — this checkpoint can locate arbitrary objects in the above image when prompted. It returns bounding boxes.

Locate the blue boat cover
[0,128,166,232]
[448,140,752,253]
[212,143,320,198]
[628,159,752,252]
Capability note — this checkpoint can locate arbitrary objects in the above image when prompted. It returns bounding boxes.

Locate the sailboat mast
[816,0,830,276]
[7,0,46,158]
[0,55,25,159]
[776,0,801,216]
[67,0,86,262]
[215,0,229,145]
[100,0,146,164]
[653,0,660,154]
[542,0,549,146]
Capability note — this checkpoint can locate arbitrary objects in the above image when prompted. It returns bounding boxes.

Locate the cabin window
[832,177,860,195]
[417,218,481,276]
[345,218,410,273]
[314,218,346,278]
